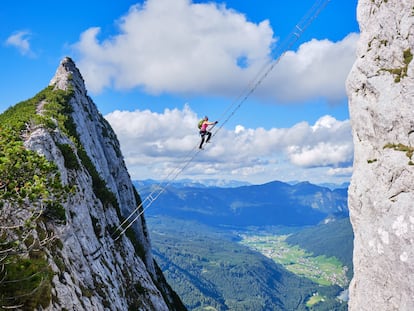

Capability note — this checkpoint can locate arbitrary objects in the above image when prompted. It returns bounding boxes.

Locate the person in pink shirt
[199,116,218,149]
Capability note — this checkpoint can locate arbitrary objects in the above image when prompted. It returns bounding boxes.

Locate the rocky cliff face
[346,1,414,310]
[1,57,185,310]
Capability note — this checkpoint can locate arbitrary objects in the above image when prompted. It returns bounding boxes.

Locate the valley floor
[239,233,349,287]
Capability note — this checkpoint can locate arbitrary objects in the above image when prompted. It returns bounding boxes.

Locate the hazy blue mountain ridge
[135,180,348,227]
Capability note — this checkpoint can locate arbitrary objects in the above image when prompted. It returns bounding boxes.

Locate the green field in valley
[239,234,349,288]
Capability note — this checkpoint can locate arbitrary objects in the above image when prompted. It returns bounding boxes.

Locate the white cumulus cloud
[72,0,358,104]
[5,30,34,56]
[105,105,353,183]
[73,0,274,95]
[263,33,358,103]
[286,115,353,168]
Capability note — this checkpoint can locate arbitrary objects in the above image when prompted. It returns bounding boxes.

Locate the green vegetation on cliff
[0,86,74,309]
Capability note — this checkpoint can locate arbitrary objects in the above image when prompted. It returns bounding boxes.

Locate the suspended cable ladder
[112,0,331,241]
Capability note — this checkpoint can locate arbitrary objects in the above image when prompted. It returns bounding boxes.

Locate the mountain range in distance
[133,179,349,228]
[134,178,350,190]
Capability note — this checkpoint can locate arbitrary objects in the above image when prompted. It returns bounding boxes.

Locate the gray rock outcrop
[346,0,414,310]
[19,57,185,310]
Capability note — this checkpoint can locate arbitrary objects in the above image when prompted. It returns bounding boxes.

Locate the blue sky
[1,0,359,185]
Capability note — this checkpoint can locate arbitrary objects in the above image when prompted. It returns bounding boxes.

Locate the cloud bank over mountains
[105,106,353,184]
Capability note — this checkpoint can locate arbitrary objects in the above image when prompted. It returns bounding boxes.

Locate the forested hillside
[286,217,354,277]
[148,216,348,311]
[138,180,351,310]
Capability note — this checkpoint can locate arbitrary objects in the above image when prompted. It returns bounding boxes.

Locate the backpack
[198,119,204,129]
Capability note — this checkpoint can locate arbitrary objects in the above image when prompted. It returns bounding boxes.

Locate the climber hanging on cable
[198,116,218,149]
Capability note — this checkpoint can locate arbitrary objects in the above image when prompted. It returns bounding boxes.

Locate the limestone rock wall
[23,57,186,311]
[346,0,414,310]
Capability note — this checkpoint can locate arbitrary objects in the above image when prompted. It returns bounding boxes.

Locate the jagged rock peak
[49,56,86,94]
[13,57,187,310]
[347,0,414,310]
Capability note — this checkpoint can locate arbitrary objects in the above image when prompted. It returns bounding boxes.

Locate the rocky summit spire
[49,57,86,94]
[11,57,187,310]
[346,1,414,310]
